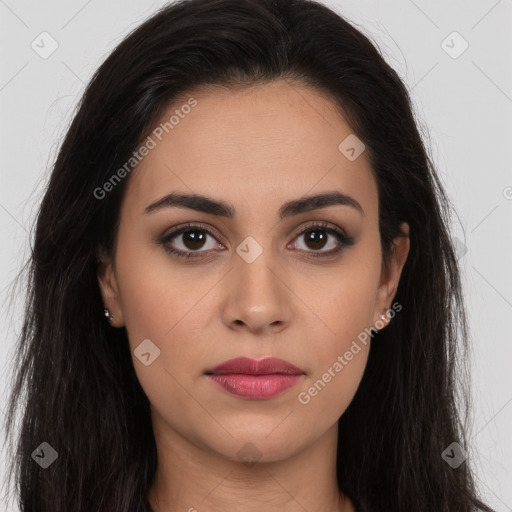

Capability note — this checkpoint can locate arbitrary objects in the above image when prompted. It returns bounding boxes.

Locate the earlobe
[373,222,410,327]
[95,247,124,327]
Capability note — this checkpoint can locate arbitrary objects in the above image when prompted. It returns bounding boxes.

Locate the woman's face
[98,79,409,462]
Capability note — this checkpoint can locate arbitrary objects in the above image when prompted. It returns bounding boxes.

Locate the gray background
[1,0,511,510]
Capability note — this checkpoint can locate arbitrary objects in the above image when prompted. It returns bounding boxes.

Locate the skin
[97,79,410,512]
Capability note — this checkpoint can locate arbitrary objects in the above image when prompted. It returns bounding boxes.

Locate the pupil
[183,230,205,250]
[306,230,327,250]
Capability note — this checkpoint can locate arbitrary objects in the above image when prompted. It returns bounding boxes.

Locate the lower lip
[206,373,303,400]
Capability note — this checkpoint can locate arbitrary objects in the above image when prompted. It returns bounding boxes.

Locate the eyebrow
[144,191,364,219]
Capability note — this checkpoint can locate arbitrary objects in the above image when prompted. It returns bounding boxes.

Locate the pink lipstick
[205,357,304,400]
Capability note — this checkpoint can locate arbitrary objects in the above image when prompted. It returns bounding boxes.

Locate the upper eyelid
[162,222,225,245]
[295,222,343,236]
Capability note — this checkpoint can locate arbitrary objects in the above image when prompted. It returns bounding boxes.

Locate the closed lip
[205,357,304,376]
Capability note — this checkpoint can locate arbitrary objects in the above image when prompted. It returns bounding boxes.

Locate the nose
[220,251,292,335]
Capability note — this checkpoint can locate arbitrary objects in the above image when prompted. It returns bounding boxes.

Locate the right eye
[157,223,225,259]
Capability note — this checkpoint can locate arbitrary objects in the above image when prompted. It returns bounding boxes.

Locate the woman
[4,0,495,510]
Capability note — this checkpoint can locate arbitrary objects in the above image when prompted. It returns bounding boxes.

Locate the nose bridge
[221,243,292,332]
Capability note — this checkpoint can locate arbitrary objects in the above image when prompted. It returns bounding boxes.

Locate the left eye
[291,225,344,253]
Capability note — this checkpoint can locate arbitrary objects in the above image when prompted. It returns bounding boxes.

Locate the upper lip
[205,357,304,375]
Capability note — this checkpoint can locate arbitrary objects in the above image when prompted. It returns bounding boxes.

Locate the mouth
[205,357,304,400]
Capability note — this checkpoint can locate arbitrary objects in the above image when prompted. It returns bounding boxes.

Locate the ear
[96,246,124,327]
[372,222,410,329]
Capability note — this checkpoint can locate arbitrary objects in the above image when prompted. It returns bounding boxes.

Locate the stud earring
[104,308,114,324]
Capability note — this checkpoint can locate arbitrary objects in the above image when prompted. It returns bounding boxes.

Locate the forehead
[123,79,378,221]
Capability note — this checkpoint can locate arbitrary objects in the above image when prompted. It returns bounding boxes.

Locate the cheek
[115,232,209,347]
[296,250,380,357]
[114,237,224,404]
[294,293,372,435]
[291,252,380,422]
[115,251,205,435]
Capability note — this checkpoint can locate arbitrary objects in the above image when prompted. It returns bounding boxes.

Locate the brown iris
[181,229,207,250]
[303,229,328,251]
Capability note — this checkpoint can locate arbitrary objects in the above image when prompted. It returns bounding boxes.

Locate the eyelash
[156,221,354,260]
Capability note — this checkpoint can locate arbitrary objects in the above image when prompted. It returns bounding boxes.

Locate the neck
[147,410,354,512]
